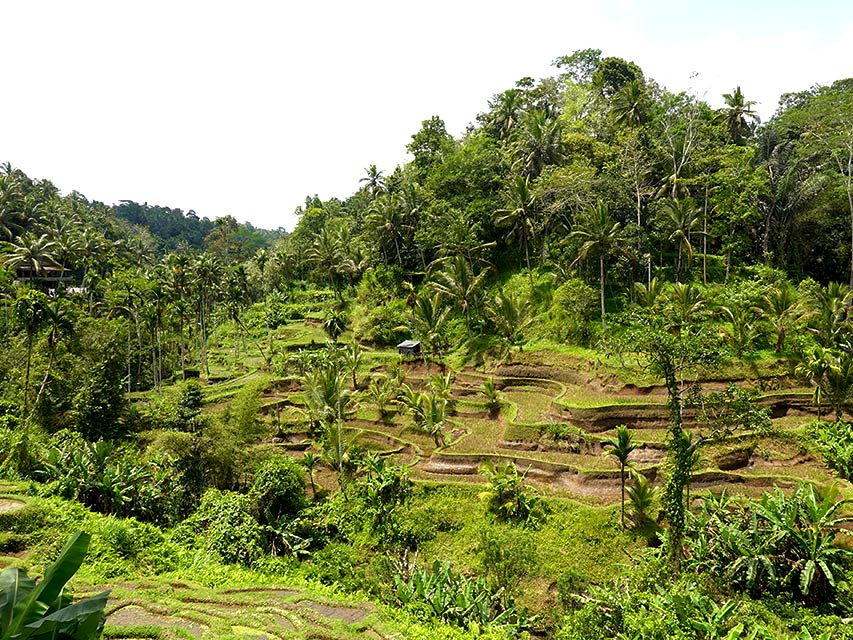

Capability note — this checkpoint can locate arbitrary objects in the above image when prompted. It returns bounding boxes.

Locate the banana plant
[0,531,110,640]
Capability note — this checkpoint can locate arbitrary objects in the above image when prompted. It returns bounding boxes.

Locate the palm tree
[366,196,408,265]
[796,346,831,420]
[570,201,630,329]
[487,88,523,140]
[2,232,58,277]
[0,171,25,240]
[342,342,362,390]
[662,198,702,282]
[13,289,49,421]
[626,470,656,526]
[670,282,705,327]
[192,253,222,377]
[512,109,564,178]
[301,364,353,432]
[720,305,755,357]
[603,425,637,527]
[408,292,451,356]
[495,174,537,282]
[487,290,533,353]
[411,393,449,448]
[633,277,665,310]
[721,87,759,144]
[300,452,321,497]
[166,252,192,379]
[360,165,386,200]
[429,255,489,342]
[32,298,74,414]
[809,282,851,348]
[306,224,348,296]
[611,79,647,129]
[757,284,801,353]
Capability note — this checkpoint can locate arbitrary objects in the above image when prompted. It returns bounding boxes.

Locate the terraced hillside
[253,347,837,505]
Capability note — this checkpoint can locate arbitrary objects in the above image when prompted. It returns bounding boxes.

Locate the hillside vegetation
[2,50,853,639]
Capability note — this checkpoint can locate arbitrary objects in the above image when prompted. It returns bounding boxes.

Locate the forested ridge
[2,50,853,640]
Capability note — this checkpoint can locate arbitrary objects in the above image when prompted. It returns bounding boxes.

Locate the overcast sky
[1,0,851,231]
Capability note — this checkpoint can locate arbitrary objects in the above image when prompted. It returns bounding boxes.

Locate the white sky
[1,0,851,231]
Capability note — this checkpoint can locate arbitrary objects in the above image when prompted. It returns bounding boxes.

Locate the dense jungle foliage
[2,50,853,639]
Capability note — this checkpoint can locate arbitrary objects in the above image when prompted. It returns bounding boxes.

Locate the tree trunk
[599,254,606,330]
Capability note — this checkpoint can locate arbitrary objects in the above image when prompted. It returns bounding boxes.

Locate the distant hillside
[113,200,283,255]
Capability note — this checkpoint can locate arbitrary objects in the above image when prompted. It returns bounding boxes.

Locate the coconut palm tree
[603,425,637,527]
[512,109,564,178]
[487,290,533,353]
[429,255,489,342]
[32,298,74,414]
[300,452,321,497]
[408,292,451,356]
[611,79,647,129]
[721,86,759,144]
[13,289,49,420]
[495,174,537,282]
[360,165,386,200]
[662,198,702,282]
[756,284,802,353]
[2,232,58,277]
[670,282,705,327]
[570,201,630,329]
[487,88,523,140]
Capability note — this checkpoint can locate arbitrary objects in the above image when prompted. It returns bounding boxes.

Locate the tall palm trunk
[599,254,606,330]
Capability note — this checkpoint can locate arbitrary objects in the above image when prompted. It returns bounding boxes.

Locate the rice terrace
[2,45,853,640]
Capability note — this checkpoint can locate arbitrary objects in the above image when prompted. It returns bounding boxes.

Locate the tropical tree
[360,164,386,200]
[429,255,489,342]
[661,198,702,282]
[511,109,564,178]
[2,232,58,277]
[300,452,320,497]
[796,346,853,422]
[756,284,802,353]
[571,201,630,329]
[478,460,546,526]
[192,252,222,377]
[342,341,362,390]
[719,305,755,358]
[495,174,537,280]
[487,290,533,353]
[670,282,705,327]
[13,288,49,420]
[611,79,648,129]
[720,86,759,144]
[626,470,656,527]
[403,391,449,448]
[486,88,524,140]
[603,425,637,527]
[408,292,451,355]
[32,298,74,414]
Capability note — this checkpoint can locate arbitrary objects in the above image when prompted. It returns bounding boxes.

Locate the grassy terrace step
[102,581,387,640]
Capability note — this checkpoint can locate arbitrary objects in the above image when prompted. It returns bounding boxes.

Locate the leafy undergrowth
[0,488,506,640]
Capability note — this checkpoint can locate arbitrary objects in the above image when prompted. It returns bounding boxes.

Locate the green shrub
[477,524,537,603]
[478,460,548,527]
[301,542,365,590]
[394,560,532,633]
[352,299,409,346]
[809,420,853,480]
[173,489,264,566]
[249,455,307,525]
[545,279,597,345]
